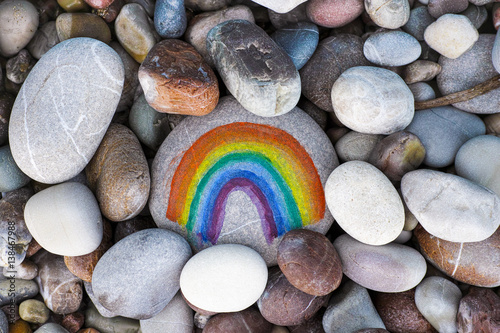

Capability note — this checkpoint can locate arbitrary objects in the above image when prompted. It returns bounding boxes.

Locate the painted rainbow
[166,122,325,244]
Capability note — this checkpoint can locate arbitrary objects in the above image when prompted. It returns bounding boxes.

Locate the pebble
[56,13,111,44]
[484,113,500,135]
[268,3,308,29]
[457,287,500,333]
[363,31,421,67]
[0,146,30,192]
[300,34,370,112]
[57,0,90,12]
[408,82,436,102]
[297,99,329,130]
[403,6,436,41]
[8,319,32,333]
[403,60,441,84]
[439,34,500,114]
[0,0,39,57]
[424,14,478,59]
[2,260,38,280]
[113,216,156,242]
[181,244,267,313]
[257,267,327,326]
[84,302,141,333]
[154,0,186,38]
[0,279,39,306]
[250,0,307,14]
[19,299,50,324]
[331,66,414,135]
[115,3,159,63]
[322,280,386,333]
[26,21,60,60]
[373,289,435,333]
[0,92,15,146]
[270,22,319,70]
[401,169,500,242]
[461,3,488,29]
[414,276,462,333]
[0,311,6,333]
[149,96,337,266]
[184,0,230,11]
[139,39,219,116]
[34,324,69,333]
[277,229,342,296]
[92,229,192,319]
[24,182,103,256]
[62,312,84,333]
[404,106,485,168]
[6,49,35,84]
[207,20,300,117]
[84,0,115,9]
[139,292,193,333]
[32,251,82,314]
[203,307,273,333]
[428,0,468,18]
[334,132,383,162]
[414,225,500,287]
[8,38,124,184]
[306,0,364,28]
[110,41,140,112]
[86,124,150,221]
[94,0,124,23]
[364,0,410,29]
[325,161,404,245]
[83,281,114,318]
[333,234,427,292]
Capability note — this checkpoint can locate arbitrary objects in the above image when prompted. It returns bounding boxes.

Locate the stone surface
[154,0,186,38]
[322,280,386,333]
[404,106,485,167]
[92,228,192,319]
[297,99,328,130]
[333,234,427,292]
[277,229,342,296]
[365,0,410,29]
[403,7,435,41]
[306,0,364,28]
[300,34,370,112]
[6,49,35,84]
[257,267,327,326]
[401,169,500,242]
[139,39,219,116]
[56,13,111,44]
[57,0,90,13]
[408,82,436,102]
[62,312,84,333]
[140,291,193,333]
[149,96,337,266]
[457,287,500,333]
[461,4,487,29]
[250,0,307,14]
[404,60,441,84]
[2,260,38,280]
[84,302,141,333]
[181,244,267,313]
[438,34,500,114]
[24,182,103,256]
[0,279,38,306]
[414,225,500,287]
[19,299,50,324]
[207,20,300,117]
[34,323,70,333]
[364,31,421,67]
[428,0,468,18]
[203,307,273,333]
[0,146,30,192]
[0,310,6,333]
[184,0,230,11]
[268,3,309,29]
[86,124,150,221]
[113,216,156,243]
[334,132,383,162]
[110,41,140,113]
[0,92,15,146]
[84,0,115,9]
[8,38,124,184]
[493,29,500,74]
[8,319,32,333]
[93,0,124,23]
[32,251,82,314]
[325,161,404,245]
[414,276,462,333]
[331,66,414,135]
[0,0,39,57]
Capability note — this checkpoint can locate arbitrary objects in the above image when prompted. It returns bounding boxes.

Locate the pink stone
[306,0,364,28]
[84,0,115,9]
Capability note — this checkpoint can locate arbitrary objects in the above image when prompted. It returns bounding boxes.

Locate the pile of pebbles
[1,0,500,332]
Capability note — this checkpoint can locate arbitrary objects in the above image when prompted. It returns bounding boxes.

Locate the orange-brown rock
[138,39,219,116]
[26,238,42,258]
[62,312,85,333]
[9,319,32,333]
[77,329,100,333]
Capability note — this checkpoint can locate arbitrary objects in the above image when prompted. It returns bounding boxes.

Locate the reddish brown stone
[84,0,115,9]
[353,330,390,333]
[203,307,273,333]
[457,287,500,333]
[62,312,85,333]
[415,225,500,287]
[277,229,342,296]
[288,308,325,333]
[77,329,100,333]
[26,238,42,258]
[114,216,156,243]
[138,39,219,116]
[92,0,124,22]
[373,289,436,333]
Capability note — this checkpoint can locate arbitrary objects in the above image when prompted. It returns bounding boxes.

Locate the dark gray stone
[428,0,468,18]
[460,3,487,29]
[5,49,35,84]
[0,278,38,306]
[0,310,6,333]
[403,6,435,41]
[268,3,309,29]
[27,21,60,60]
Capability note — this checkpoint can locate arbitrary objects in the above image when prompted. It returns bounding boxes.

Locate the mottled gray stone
[140,291,193,333]
[428,0,468,18]
[110,41,140,113]
[0,278,38,306]
[334,132,383,162]
[92,229,192,319]
[0,310,6,333]
[0,145,30,192]
[34,323,69,333]
[403,6,435,41]
[404,60,441,84]
[365,0,410,29]
[268,3,309,29]
[185,0,231,11]
[364,31,421,66]
[85,301,141,333]
[8,38,124,184]
[322,280,386,333]
[250,0,307,13]
[6,49,35,84]
[207,20,300,117]
[27,21,60,60]
[408,82,436,102]
[404,106,485,168]
[2,260,37,280]
[0,0,39,57]
[461,4,487,29]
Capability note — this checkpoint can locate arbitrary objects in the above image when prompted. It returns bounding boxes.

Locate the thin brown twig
[414,74,500,110]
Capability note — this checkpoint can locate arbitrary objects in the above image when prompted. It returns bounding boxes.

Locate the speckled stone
[26,21,60,60]
[56,13,111,44]
[277,229,342,296]
[140,292,193,333]
[8,38,124,184]
[365,0,410,29]
[457,287,500,333]
[34,323,70,333]
[154,0,186,38]
[333,234,427,292]
[428,0,468,18]
[414,225,500,287]
[19,299,50,324]
[403,7,436,41]
[0,310,6,333]
[110,41,140,113]
[404,60,441,84]
[306,0,364,28]
[0,279,38,306]
[6,49,35,84]
[364,31,421,67]
[250,0,307,14]
[139,39,219,116]
[334,132,383,162]
[61,312,84,333]
[461,4,487,29]
[203,307,273,333]
[0,145,30,192]
[331,66,414,135]
[0,92,14,146]
[408,82,436,102]
[207,20,300,117]
[300,34,370,112]
[0,0,39,57]
[185,0,230,11]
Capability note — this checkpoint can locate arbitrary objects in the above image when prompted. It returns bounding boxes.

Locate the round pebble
[428,0,468,18]
[203,307,273,333]
[19,300,50,324]
[363,31,421,67]
[334,131,384,162]
[306,0,364,28]
[408,82,436,102]
[0,145,30,192]
[403,6,436,41]
[34,323,70,333]
[154,0,186,38]
[27,20,59,60]
[56,13,111,43]
[0,0,39,57]
[365,0,410,29]
[404,60,441,84]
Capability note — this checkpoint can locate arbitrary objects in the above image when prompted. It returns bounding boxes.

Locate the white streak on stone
[91,42,121,85]
[451,242,464,277]
[22,87,46,181]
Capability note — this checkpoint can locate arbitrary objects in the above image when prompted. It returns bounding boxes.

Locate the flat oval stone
[140,291,193,333]
[0,279,38,306]
[26,21,60,60]
[414,225,500,287]
[457,287,500,333]
[84,302,141,333]
[56,13,111,44]
[203,307,273,333]
[408,82,436,102]
[86,123,150,222]
[334,132,383,162]
[306,0,364,28]
[365,0,410,29]
[0,0,39,57]
[139,39,219,116]
[331,66,414,135]
[24,182,103,256]
[180,244,267,313]
[364,31,421,67]
[325,161,404,245]
[404,106,485,168]
[277,229,342,296]
[19,299,50,324]
[403,7,436,41]
[154,0,186,38]
[300,34,370,112]
[404,60,441,84]
[149,96,337,265]
[333,234,427,292]
[92,229,192,319]
[401,169,500,242]
[207,20,300,117]
[8,38,124,184]
[0,145,30,192]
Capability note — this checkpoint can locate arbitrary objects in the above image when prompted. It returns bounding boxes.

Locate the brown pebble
[25,238,42,258]
[62,312,85,333]
[84,0,115,9]
[92,0,124,23]
[56,13,111,44]
[457,287,500,333]
[9,319,32,333]
[77,329,100,333]
[277,229,342,296]
[404,60,442,84]
[288,308,325,333]
[483,113,500,135]
[203,307,273,333]
[114,215,156,243]
[138,39,219,116]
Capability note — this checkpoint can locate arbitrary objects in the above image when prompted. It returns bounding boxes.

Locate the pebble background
[0,0,500,332]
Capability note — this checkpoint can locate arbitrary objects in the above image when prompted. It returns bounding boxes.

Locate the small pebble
[84,302,140,333]
[402,6,436,41]
[0,0,39,57]
[364,0,410,29]
[61,312,85,333]
[84,0,115,9]
[408,82,436,102]
[26,21,60,60]
[334,132,383,162]
[154,0,186,38]
[184,0,230,11]
[93,0,124,23]
[428,0,468,18]
[0,279,39,306]
[457,287,500,333]
[404,60,441,84]
[203,307,273,333]
[461,3,487,29]
[0,145,31,193]
[0,311,6,333]
[6,50,35,84]
[8,319,32,333]
[363,31,421,67]
[56,13,111,44]
[113,216,156,243]
[2,260,38,280]
[306,0,364,28]
[57,0,90,12]
[19,300,50,324]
